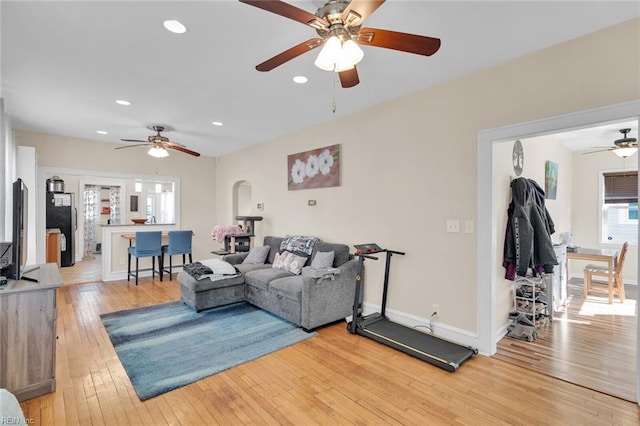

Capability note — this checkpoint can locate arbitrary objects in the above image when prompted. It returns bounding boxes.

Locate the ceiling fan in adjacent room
[239,0,441,88]
[116,126,201,157]
[583,128,638,158]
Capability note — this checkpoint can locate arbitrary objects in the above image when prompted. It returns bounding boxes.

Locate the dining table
[566,246,618,299]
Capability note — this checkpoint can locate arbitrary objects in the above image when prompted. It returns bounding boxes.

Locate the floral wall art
[288,144,340,190]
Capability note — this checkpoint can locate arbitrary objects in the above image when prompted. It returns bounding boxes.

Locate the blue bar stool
[162,230,193,280]
[127,231,163,285]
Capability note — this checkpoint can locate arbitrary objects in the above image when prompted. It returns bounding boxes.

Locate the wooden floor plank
[496,279,637,401]
[15,276,639,425]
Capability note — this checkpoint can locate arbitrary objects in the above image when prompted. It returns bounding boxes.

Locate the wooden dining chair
[583,242,627,304]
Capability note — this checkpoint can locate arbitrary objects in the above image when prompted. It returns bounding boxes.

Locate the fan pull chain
[332,72,337,113]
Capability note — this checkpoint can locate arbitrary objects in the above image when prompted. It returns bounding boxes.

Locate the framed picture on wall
[130,195,138,212]
[287,144,341,190]
[545,160,558,200]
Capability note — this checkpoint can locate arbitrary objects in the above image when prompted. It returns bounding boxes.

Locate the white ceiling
[553,120,638,152]
[2,1,639,158]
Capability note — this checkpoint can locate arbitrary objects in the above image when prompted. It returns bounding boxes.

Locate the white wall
[16,146,37,266]
[216,18,640,340]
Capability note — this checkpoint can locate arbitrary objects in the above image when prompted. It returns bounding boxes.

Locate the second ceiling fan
[240,0,441,88]
[116,126,201,158]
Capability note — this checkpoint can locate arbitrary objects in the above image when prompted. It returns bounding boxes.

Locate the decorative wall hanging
[545,160,558,200]
[512,139,524,176]
[288,144,340,190]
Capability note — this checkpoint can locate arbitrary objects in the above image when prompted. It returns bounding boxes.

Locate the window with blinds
[601,171,638,244]
[603,171,638,204]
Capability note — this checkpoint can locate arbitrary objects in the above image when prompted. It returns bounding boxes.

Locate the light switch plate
[446,220,460,233]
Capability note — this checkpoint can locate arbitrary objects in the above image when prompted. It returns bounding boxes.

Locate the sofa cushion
[242,245,270,264]
[263,236,285,264]
[311,251,335,269]
[234,263,271,275]
[269,276,303,302]
[312,242,350,267]
[245,267,294,291]
[273,251,307,275]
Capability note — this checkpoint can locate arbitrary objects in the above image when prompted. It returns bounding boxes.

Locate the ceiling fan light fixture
[148,146,169,158]
[314,36,342,71]
[613,147,637,158]
[163,19,186,34]
[337,38,364,71]
[314,35,364,72]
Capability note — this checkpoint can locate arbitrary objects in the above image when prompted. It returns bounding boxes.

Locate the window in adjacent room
[601,170,638,244]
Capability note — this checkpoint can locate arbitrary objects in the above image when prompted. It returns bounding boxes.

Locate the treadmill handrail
[386,249,405,256]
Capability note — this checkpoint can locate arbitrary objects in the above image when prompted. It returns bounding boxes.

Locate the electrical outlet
[432,304,439,315]
[446,220,460,233]
[464,220,474,234]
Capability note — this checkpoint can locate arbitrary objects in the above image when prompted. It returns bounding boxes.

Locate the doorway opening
[477,100,640,403]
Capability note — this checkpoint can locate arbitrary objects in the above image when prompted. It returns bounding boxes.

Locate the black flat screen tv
[10,178,28,280]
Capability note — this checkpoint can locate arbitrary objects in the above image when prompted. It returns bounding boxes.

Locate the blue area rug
[100,301,316,400]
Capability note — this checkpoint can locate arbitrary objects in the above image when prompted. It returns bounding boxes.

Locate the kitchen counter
[100,223,180,281]
[100,223,176,227]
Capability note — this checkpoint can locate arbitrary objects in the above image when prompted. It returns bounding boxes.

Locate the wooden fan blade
[357,27,441,56]
[256,38,323,71]
[239,0,328,30]
[339,67,359,88]
[582,148,614,155]
[167,145,201,157]
[115,143,149,150]
[341,0,386,27]
[120,139,148,143]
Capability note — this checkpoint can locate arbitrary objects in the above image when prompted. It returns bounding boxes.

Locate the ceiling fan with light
[240,0,441,88]
[116,125,201,158]
[583,128,638,158]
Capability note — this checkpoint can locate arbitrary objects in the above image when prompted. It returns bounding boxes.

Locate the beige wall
[16,131,218,261]
[216,18,640,334]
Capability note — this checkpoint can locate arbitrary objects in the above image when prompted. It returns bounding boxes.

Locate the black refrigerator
[46,192,76,267]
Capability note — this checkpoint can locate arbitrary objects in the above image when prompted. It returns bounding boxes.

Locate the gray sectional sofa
[177,236,358,331]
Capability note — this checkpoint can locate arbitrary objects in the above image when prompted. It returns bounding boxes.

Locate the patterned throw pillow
[272,251,307,275]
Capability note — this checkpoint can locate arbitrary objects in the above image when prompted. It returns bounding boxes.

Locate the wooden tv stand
[0,263,63,401]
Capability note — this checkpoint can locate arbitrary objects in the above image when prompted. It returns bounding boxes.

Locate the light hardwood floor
[496,278,637,402]
[58,255,102,285]
[17,276,640,425]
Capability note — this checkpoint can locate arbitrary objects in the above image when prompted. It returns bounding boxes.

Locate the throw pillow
[272,251,307,275]
[272,251,285,269]
[311,251,334,269]
[242,245,270,264]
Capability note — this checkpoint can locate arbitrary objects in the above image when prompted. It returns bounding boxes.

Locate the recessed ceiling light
[96,130,108,135]
[163,20,186,34]
[293,76,308,84]
[212,121,223,126]
[115,99,131,106]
